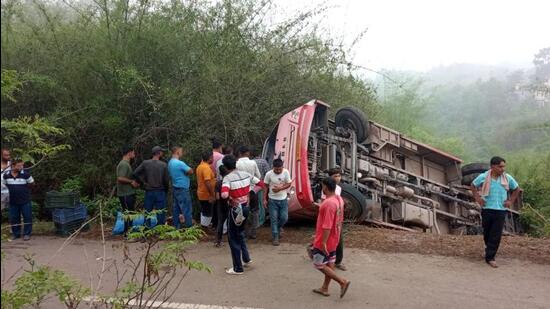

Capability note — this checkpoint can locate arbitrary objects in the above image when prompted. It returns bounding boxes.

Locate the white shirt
[321,184,342,201]
[264,169,292,200]
[236,157,261,189]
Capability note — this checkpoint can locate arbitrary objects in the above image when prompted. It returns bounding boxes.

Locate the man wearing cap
[168,146,194,228]
[133,146,170,225]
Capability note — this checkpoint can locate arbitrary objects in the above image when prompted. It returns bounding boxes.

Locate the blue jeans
[268,198,288,240]
[172,187,192,228]
[9,202,33,237]
[144,190,167,225]
[228,204,251,273]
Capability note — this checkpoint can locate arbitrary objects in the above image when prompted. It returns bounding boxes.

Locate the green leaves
[1,69,22,102]
[1,257,90,309]
[1,114,70,165]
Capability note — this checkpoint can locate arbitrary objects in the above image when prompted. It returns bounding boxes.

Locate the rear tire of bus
[461,162,489,185]
[461,162,489,176]
[335,107,369,143]
[340,183,367,223]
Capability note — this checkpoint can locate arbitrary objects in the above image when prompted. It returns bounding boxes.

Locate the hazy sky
[274,0,550,72]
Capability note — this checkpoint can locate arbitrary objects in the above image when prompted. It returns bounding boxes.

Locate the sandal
[340,281,351,298]
[313,289,330,297]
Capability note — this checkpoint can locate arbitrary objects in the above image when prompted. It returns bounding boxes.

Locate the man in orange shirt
[197,151,216,227]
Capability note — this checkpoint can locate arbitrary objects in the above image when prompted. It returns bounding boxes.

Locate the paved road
[2,236,549,309]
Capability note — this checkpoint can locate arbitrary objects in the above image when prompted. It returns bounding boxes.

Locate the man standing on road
[2,159,34,241]
[471,156,520,268]
[221,154,260,275]
[133,146,170,226]
[311,177,350,298]
[236,146,261,240]
[197,151,216,228]
[263,158,291,246]
[116,146,140,212]
[326,168,347,271]
[167,146,194,228]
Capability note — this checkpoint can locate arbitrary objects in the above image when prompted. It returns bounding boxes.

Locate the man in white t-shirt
[263,158,292,246]
[236,146,261,239]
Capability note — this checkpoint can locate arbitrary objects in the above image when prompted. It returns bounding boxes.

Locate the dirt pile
[252,224,550,264]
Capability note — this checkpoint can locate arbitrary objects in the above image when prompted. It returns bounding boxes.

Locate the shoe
[23,235,30,241]
[225,268,243,275]
[244,260,253,268]
[247,235,257,240]
[214,241,222,248]
[272,239,280,246]
[336,263,348,271]
[9,235,19,241]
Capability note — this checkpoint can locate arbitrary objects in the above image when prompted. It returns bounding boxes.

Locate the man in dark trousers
[2,159,34,241]
[116,146,139,212]
[471,156,521,268]
[133,146,170,225]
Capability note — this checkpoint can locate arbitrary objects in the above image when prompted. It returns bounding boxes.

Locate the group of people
[2,140,519,298]
[115,141,301,275]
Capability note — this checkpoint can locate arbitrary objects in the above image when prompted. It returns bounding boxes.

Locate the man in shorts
[311,177,351,298]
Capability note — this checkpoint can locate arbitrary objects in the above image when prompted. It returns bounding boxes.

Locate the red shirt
[313,195,344,253]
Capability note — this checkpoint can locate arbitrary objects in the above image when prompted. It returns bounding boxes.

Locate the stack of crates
[45,191,89,236]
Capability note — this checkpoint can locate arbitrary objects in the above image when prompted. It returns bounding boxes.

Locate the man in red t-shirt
[311,177,351,298]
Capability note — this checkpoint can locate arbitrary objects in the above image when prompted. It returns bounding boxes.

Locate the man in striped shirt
[2,159,34,241]
[221,154,260,275]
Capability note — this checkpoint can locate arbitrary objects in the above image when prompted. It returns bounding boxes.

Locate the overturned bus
[262,100,523,235]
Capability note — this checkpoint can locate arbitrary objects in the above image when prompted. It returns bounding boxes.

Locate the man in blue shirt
[471,156,521,268]
[168,146,194,228]
[2,159,34,241]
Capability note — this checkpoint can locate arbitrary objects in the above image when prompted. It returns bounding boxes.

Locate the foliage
[507,152,550,237]
[0,0,377,198]
[1,255,90,309]
[59,176,85,194]
[520,204,550,238]
[533,47,550,85]
[95,224,210,308]
[0,115,70,165]
[0,69,21,102]
[83,195,120,221]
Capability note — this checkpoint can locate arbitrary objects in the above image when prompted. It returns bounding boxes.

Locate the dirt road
[2,234,549,309]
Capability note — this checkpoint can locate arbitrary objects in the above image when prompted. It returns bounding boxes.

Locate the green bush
[59,177,84,194]
[83,195,120,221]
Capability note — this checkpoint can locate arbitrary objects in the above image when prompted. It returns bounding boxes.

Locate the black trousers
[482,209,506,262]
[336,231,344,265]
[216,199,229,242]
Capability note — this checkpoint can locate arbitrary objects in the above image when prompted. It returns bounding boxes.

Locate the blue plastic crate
[54,219,90,236]
[52,203,87,224]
